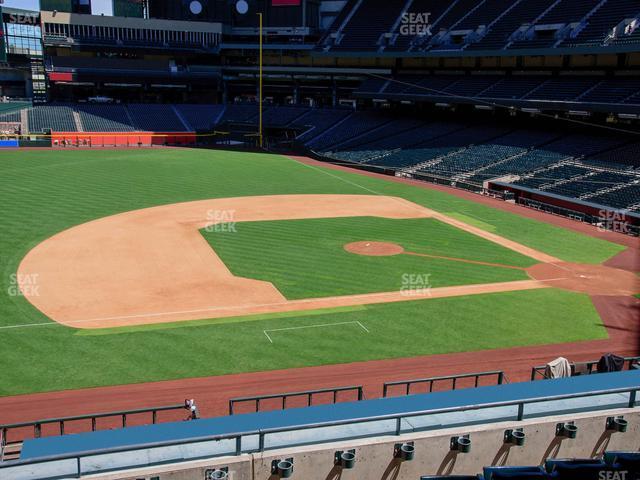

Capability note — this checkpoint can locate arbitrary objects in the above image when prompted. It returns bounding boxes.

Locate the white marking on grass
[263,321,369,344]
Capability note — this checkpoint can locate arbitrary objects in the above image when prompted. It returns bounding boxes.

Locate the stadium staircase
[71,111,83,133]
[19,109,28,134]
[171,105,192,131]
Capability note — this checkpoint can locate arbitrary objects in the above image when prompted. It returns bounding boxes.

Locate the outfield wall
[50,132,197,147]
[84,408,640,480]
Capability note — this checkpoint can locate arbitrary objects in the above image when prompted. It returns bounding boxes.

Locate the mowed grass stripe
[204,217,533,299]
[0,288,606,396]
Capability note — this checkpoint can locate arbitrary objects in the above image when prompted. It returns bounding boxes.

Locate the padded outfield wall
[50,132,197,147]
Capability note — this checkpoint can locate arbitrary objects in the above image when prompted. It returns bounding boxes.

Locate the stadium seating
[333,0,402,51]
[357,74,640,107]
[261,106,310,126]
[295,108,354,143]
[27,104,77,133]
[126,104,186,132]
[467,0,557,51]
[219,103,261,124]
[327,0,640,52]
[587,183,640,210]
[524,76,601,101]
[562,0,640,47]
[0,111,23,124]
[75,104,135,132]
[309,111,393,151]
[0,101,30,115]
[310,107,640,212]
[174,104,225,131]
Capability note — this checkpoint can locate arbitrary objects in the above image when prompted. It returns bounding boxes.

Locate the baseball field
[1,148,637,397]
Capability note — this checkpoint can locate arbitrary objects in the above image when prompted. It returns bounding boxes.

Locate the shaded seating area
[421,452,640,479]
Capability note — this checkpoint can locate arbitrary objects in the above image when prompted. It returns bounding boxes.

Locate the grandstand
[324,0,640,53]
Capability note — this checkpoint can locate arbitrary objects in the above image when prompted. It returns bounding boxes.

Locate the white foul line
[263,321,369,344]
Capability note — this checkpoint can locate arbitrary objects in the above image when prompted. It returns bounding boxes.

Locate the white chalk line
[263,321,369,344]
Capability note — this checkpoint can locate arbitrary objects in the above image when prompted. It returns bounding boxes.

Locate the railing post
[629,389,637,408]
[60,421,64,436]
[229,400,234,416]
[530,368,537,381]
[357,387,363,401]
[235,436,242,455]
[307,393,312,406]
[282,396,287,410]
[452,378,457,390]
[498,372,504,385]
[259,432,265,452]
[122,414,126,428]
[517,403,524,421]
[256,399,260,413]
[35,423,41,438]
[383,384,388,398]
[76,456,81,478]
[333,390,338,404]
[395,417,402,435]
[406,383,411,396]
[91,418,97,431]
[152,410,157,424]
[429,380,434,393]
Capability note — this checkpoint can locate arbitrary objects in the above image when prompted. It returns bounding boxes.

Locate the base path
[528,262,640,296]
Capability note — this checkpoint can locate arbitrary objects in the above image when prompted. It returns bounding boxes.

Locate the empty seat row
[421,451,640,479]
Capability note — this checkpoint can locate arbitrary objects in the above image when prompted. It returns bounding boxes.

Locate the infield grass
[203,217,534,299]
[0,149,623,395]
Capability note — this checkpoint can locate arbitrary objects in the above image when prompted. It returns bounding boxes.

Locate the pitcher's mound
[344,241,405,257]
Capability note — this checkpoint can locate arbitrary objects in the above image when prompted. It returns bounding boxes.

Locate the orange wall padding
[50,132,197,147]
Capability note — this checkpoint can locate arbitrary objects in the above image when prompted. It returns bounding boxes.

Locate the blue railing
[1,379,638,479]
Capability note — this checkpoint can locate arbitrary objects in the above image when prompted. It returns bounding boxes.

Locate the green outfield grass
[0,289,606,396]
[0,149,623,395]
[203,217,534,299]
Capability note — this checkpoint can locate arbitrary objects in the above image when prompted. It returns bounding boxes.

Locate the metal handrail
[531,357,640,380]
[229,385,364,415]
[0,403,186,459]
[383,371,505,397]
[1,384,637,478]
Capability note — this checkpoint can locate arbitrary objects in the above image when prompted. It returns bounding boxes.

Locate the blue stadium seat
[483,466,550,479]
[604,451,640,471]
[544,459,608,480]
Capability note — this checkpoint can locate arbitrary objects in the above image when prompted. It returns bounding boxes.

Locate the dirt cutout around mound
[344,241,405,256]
